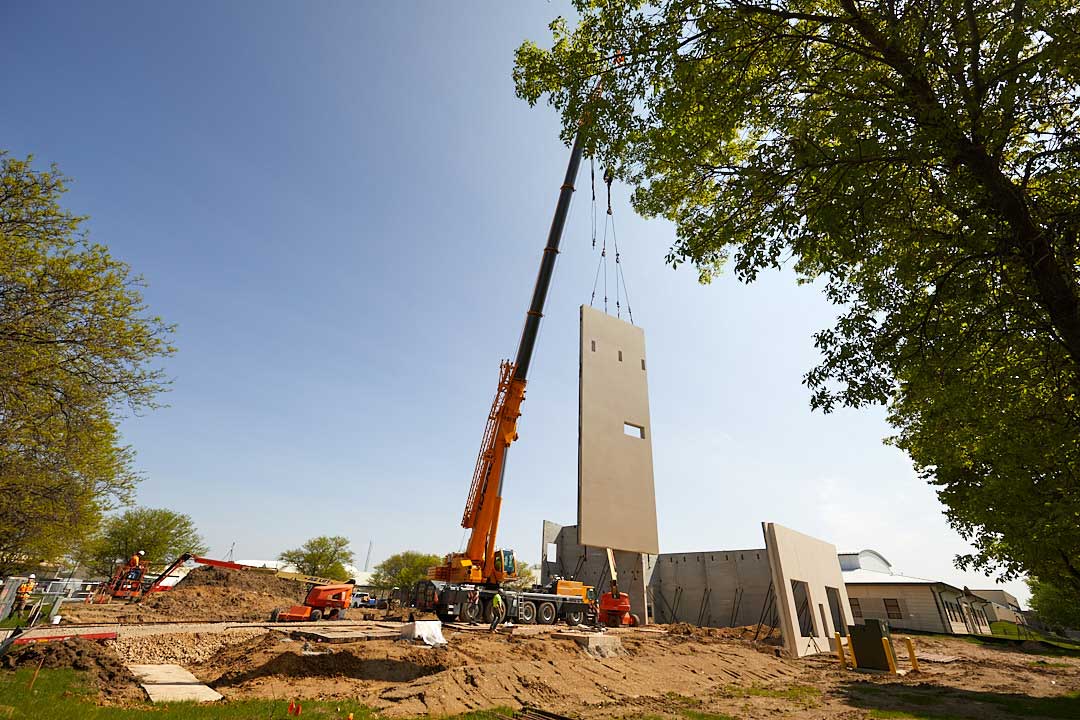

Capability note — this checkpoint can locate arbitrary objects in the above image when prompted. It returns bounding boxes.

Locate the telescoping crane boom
[430,132,586,587]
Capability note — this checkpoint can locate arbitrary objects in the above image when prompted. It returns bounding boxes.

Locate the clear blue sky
[2,1,1026,602]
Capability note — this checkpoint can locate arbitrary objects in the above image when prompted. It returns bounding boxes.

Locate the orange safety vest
[128,554,141,568]
[17,581,34,598]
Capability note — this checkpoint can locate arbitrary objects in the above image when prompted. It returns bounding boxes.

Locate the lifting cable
[589,163,634,324]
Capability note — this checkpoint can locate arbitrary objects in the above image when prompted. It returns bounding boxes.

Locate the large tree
[1027,576,1080,631]
[0,153,175,574]
[279,536,354,581]
[370,551,442,591]
[82,507,208,577]
[516,1,1080,593]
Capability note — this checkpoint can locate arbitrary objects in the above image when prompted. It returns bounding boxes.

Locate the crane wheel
[519,601,536,624]
[462,602,481,623]
[310,609,323,622]
[270,608,280,623]
[537,602,556,625]
[566,609,584,626]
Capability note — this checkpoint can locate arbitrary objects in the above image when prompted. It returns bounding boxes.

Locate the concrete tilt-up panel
[577,305,659,555]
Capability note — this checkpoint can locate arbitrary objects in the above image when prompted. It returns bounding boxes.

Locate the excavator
[415,129,596,626]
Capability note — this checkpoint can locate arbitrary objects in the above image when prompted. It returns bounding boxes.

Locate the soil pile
[193,626,802,717]
[63,566,308,623]
[1,638,143,703]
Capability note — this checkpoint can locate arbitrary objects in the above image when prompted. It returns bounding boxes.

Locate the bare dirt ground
[15,602,1080,718]
[61,566,307,625]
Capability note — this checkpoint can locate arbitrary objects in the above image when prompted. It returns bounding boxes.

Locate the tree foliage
[1027,577,1080,631]
[502,561,538,591]
[370,551,442,590]
[0,153,175,574]
[515,1,1080,595]
[82,507,208,577]
[279,536,354,581]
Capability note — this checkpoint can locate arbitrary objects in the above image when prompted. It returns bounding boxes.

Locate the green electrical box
[849,619,893,670]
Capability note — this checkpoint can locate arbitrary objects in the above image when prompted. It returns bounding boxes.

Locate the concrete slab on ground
[551,631,624,656]
[128,664,222,703]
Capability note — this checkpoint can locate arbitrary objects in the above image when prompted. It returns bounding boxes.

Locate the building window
[884,598,903,620]
[850,598,863,618]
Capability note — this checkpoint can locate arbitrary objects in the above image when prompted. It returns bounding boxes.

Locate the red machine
[270,584,354,622]
[597,589,639,627]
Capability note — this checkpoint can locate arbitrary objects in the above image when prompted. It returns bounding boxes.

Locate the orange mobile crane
[414,131,595,626]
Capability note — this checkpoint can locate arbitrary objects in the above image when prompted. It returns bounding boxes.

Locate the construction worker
[12,574,36,618]
[489,592,505,633]
[127,550,146,579]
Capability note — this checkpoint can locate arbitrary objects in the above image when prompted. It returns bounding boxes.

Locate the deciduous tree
[279,536,354,581]
[83,507,208,577]
[516,0,1080,595]
[0,153,175,574]
[370,551,442,590]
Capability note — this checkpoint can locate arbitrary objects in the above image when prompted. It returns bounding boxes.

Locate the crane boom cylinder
[513,132,586,381]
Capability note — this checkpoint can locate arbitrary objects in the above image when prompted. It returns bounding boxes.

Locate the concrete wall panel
[763,522,853,658]
[577,305,659,554]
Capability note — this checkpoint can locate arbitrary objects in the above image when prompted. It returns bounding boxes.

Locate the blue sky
[2,2,1026,602]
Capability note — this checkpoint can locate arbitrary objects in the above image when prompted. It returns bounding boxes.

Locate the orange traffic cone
[288,702,295,715]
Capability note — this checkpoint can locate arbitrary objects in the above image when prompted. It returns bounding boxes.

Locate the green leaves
[279,536,354,581]
[81,507,208,577]
[370,551,443,590]
[0,152,175,574]
[515,1,1080,595]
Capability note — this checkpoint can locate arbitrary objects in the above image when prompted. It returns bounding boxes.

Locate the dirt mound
[1,638,143,703]
[177,566,308,598]
[193,626,802,717]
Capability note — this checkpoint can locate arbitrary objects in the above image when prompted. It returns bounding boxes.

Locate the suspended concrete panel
[577,305,659,555]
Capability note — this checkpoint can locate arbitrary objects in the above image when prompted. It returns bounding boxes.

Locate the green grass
[986,622,1080,651]
[680,711,735,720]
[0,616,26,629]
[0,667,513,720]
[1029,659,1072,668]
[846,681,1080,719]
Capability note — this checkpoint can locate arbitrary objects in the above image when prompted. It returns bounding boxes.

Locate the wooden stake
[27,655,45,691]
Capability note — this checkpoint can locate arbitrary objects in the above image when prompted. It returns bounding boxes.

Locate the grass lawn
[845,681,1080,719]
[0,667,510,720]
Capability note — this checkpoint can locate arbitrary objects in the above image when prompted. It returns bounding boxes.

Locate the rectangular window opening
[826,586,847,636]
[590,340,596,352]
[623,422,645,439]
[546,543,557,563]
[791,580,816,636]
[618,349,623,361]
[641,359,646,370]
[884,598,903,620]
[850,597,863,618]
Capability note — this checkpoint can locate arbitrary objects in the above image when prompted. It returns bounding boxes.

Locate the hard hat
[138,550,145,556]
[29,574,36,579]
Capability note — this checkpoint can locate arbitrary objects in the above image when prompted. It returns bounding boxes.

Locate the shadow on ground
[840,679,1080,719]
[211,651,445,687]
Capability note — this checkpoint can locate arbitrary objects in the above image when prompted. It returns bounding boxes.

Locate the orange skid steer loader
[270,583,354,622]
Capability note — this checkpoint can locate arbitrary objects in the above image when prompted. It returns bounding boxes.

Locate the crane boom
[431,132,586,586]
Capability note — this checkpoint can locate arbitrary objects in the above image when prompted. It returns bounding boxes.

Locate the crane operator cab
[493,549,517,581]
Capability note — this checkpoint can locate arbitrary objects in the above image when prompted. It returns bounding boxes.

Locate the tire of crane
[538,602,556,625]
[629,613,641,627]
[483,599,495,624]
[462,601,482,624]
[269,608,280,623]
[310,609,323,622]
[519,601,537,624]
[566,608,584,626]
